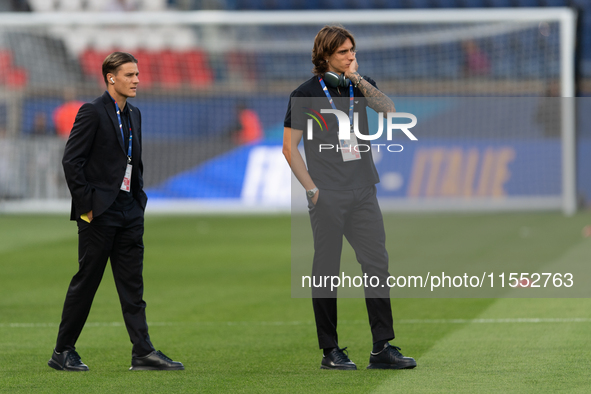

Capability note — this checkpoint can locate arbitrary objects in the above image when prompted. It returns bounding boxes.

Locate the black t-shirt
[284,75,380,191]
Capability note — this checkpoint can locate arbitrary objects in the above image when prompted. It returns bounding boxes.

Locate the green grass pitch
[1,212,591,393]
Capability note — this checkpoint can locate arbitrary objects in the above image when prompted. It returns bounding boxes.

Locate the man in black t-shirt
[283,25,416,371]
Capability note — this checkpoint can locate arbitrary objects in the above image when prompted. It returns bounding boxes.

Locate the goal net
[0,9,576,214]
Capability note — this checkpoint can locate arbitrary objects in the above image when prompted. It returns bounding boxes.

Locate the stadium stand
[0,0,30,11]
[6,0,591,84]
[58,0,86,12]
[77,47,213,88]
[28,0,167,12]
[515,0,541,7]
[0,50,27,87]
[0,2,585,211]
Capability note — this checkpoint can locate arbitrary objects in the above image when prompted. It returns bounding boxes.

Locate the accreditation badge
[339,130,361,162]
[120,164,132,192]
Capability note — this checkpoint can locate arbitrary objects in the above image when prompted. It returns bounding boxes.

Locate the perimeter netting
[0,10,575,212]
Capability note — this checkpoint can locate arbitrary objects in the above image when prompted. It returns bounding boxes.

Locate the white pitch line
[395,318,591,324]
[1,318,591,329]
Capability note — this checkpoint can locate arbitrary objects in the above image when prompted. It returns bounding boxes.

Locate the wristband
[354,75,364,88]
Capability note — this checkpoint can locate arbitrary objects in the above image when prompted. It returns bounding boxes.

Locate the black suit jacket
[63,91,148,221]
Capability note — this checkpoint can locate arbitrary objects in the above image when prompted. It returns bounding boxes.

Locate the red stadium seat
[0,50,27,87]
[79,48,213,90]
[154,50,182,88]
[6,67,27,87]
[0,50,12,71]
[179,49,214,88]
[80,49,110,84]
[132,49,156,88]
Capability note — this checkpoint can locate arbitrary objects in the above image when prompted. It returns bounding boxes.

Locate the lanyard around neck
[318,76,354,127]
[107,91,132,163]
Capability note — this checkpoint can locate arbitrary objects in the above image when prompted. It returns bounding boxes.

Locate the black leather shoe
[367,343,416,369]
[47,349,89,371]
[129,350,184,371]
[321,347,357,370]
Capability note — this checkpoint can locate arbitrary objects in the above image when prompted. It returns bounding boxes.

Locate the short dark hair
[102,52,138,86]
[311,25,356,75]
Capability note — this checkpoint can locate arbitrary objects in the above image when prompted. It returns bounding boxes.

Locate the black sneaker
[47,349,89,371]
[367,343,416,370]
[129,350,184,371]
[321,347,357,370]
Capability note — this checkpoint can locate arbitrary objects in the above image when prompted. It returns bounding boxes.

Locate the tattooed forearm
[348,72,395,114]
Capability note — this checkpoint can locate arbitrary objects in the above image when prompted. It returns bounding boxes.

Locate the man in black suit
[48,52,183,372]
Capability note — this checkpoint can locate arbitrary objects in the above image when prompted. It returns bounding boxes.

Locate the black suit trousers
[55,199,154,357]
[308,185,395,349]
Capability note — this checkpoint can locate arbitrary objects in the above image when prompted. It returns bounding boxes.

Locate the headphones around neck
[323,71,350,88]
